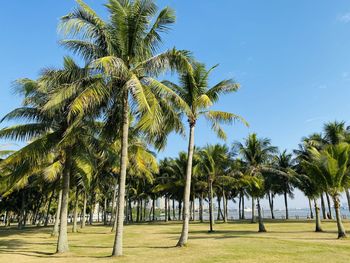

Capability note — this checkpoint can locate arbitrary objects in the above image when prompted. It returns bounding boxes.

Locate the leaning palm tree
[58,0,192,256]
[303,143,350,238]
[163,62,247,246]
[0,57,101,253]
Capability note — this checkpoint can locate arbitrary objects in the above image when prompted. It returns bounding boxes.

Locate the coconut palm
[273,150,295,219]
[0,57,101,253]
[303,143,350,238]
[199,144,230,232]
[235,133,277,224]
[58,0,192,255]
[163,62,247,246]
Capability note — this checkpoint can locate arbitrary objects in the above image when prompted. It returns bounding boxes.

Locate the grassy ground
[1,220,350,263]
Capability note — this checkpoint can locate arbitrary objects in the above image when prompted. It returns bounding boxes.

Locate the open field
[1,220,350,263]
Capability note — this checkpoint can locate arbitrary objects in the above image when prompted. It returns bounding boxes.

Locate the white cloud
[337,13,350,23]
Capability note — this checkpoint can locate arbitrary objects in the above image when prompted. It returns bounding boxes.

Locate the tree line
[0,0,349,259]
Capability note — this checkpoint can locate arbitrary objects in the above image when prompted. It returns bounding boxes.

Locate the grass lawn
[1,220,350,263]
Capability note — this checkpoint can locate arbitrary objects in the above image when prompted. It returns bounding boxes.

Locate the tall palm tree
[58,0,191,256]
[164,62,247,246]
[303,143,349,238]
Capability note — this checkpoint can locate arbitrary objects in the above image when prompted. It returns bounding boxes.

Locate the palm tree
[303,143,349,238]
[0,57,100,253]
[199,144,230,232]
[59,0,191,256]
[235,133,277,225]
[273,150,295,219]
[164,62,247,246]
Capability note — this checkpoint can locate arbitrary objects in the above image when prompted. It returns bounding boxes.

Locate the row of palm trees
[0,0,245,257]
[1,0,350,259]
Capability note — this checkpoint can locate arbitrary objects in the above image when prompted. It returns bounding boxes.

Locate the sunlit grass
[1,220,350,262]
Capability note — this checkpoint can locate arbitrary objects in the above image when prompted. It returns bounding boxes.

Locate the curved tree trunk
[81,190,87,228]
[257,198,266,232]
[283,191,289,220]
[314,199,323,232]
[308,198,314,219]
[320,194,327,220]
[176,123,195,247]
[251,198,256,223]
[112,91,129,257]
[72,187,79,233]
[333,196,347,239]
[52,188,62,237]
[208,180,214,232]
[56,150,71,254]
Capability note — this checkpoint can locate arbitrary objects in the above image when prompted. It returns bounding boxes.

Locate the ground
[1,220,350,263]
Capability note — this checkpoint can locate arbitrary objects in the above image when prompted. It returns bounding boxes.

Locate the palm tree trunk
[110,181,118,225]
[308,198,314,219]
[346,189,350,211]
[172,199,176,220]
[152,198,156,221]
[72,187,79,233]
[284,191,289,220]
[165,197,168,222]
[177,122,195,247]
[333,196,347,238]
[112,91,129,257]
[178,200,182,220]
[314,199,323,232]
[257,198,266,232]
[208,180,214,232]
[103,196,108,225]
[45,189,55,227]
[129,198,133,223]
[223,190,228,223]
[56,150,71,254]
[217,196,221,221]
[320,194,327,219]
[242,193,245,219]
[18,191,25,229]
[199,193,203,223]
[325,192,333,219]
[268,192,275,219]
[136,199,140,222]
[52,188,62,237]
[238,194,242,219]
[251,198,256,223]
[144,199,148,221]
[81,190,87,228]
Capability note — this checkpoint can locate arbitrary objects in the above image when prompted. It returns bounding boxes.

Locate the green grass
[1,220,350,262]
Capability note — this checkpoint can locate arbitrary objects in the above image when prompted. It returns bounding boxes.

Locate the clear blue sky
[1,0,350,210]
